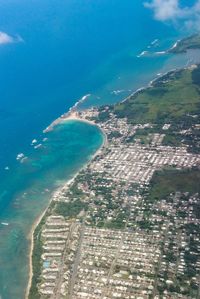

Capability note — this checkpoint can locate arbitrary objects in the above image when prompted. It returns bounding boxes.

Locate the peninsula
[27,39,200,299]
[169,34,200,54]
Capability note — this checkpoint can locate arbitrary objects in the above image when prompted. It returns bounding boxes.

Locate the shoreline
[25,113,107,299]
[43,111,96,132]
[25,207,49,299]
[121,63,198,105]
[25,174,78,299]
[25,59,197,299]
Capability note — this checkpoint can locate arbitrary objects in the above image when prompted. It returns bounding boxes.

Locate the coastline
[43,111,96,133]
[25,113,107,299]
[25,60,197,299]
[121,63,198,105]
[58,111,108,149]
[25,175,77,299]
[25,207,49,299]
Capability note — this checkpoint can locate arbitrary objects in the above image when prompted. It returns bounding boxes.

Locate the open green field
[114,67,200,124]
[148,168,200,202]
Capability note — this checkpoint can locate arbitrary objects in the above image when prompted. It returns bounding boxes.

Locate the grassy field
[54,199,88,218]
[114,67,200,124]
[148,168,200,202]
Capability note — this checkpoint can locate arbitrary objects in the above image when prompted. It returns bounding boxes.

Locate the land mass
[169,34,200,54]
[27,39,200,299]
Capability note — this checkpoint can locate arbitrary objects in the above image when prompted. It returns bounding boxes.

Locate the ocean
[0,0,199,298]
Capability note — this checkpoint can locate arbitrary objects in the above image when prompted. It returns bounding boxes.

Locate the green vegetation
[97,110,111,122]
[69,182,85,197]
[28,196,88,298]
[54,199,88,218]
[29,35,200,299]
[127,128,151,144]
[28,221,45,299]
[162,133,182,146]
[106,210,129,229]
[192,64,200,85]
[169,34,200,54]
[28,204,56,299]
[114,68,200,124]
[184,129,200,154]
[108,131,122,139]
[148,168,200,202]
[137,219,153,230]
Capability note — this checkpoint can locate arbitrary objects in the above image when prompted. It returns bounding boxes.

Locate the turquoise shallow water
[0,1,199,298]
[0,120,103,299]
[0,0,195,173]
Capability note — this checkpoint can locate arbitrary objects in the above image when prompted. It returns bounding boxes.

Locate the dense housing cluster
[38,215,81,298]
[72,227,162,299]
[29,63,200,299]
[90,143,200,185]
[31,107,200,299]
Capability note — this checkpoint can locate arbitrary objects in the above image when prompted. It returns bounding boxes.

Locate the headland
[27,36,200,299]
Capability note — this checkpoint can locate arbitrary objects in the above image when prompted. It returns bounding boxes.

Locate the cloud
[0,31,23,45]
[0,32,13,44]
[144,0,180,21]
[144,0,200,30]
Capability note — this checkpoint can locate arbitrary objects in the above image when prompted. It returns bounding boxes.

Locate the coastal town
[2,0,200,295]
[28,86,200,299]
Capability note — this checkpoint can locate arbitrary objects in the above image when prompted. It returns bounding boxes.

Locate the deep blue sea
[0,1,199,298]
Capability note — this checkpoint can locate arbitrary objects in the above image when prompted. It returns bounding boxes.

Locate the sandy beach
[25,176,77,299]
[43,111,96,133]
[25,113,107,299]
[25,60,199,299]
[25,208,48,299]
[43,109,108,152]
[26,63,187,298]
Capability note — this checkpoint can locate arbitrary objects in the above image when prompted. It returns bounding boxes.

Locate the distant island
[169,34,200,54]
[137,34,200,58]
[27,36,200,299]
